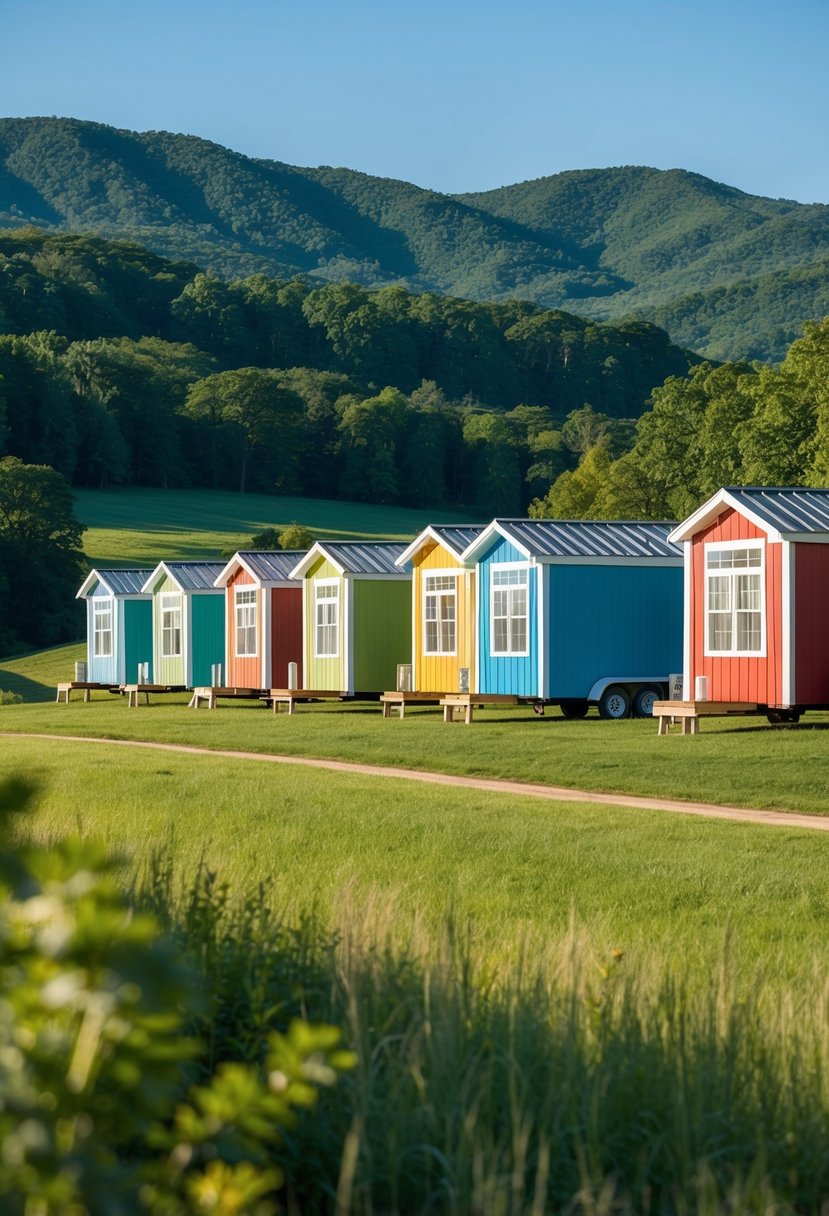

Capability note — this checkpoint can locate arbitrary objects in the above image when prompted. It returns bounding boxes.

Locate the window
[93,598,113,658]
[235,587,257,656]
[423,574,456,655]
[491,567,528,655]
[705,545,764,655]
[315,583,339,657]
[161,593,182,658]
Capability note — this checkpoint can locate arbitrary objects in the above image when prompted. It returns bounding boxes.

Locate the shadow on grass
[0,669,57,704]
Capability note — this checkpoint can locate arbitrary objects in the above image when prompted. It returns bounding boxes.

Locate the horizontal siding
[548,565,683,699]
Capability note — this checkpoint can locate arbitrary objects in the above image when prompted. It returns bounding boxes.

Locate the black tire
[560,700,589,719]
[767,708,801,725]
[598,685,630,720]
[632,685,661,718]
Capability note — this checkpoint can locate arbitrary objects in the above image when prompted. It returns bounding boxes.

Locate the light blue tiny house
[462,520,684,717]
[76,569,154,685]
[142,562,226,688]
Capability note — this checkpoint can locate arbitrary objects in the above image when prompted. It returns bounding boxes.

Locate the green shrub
[0,779,354,1215]
[0,689,22,704]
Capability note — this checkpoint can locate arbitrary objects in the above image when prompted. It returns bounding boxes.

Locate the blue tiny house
[76,569,154,685]
[462,520,684,716]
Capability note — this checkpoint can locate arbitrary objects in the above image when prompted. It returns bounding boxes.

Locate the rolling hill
[0,116,827,360]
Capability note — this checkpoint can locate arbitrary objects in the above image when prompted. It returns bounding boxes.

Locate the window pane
[708,612,732,651]
[493,617,507,653]
[737,611,761,651]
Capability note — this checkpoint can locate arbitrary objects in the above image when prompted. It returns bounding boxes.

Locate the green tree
[337,387,408,503]
[0,457,86,651]
[185,368,305,493]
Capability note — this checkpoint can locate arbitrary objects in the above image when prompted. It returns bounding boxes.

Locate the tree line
[531,318,829,521]
[0,230,696,514]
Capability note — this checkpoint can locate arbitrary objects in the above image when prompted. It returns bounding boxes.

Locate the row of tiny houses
[80,488,829,718]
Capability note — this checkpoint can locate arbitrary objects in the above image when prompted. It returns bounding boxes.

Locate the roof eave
[668,489,783,544]
[288,542,346,580]
[460,520,532,563]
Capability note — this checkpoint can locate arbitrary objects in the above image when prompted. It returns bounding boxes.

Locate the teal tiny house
[289,542,412,695]
[76,569,154,685]
[141,562,226,688]
[462,520,683,716]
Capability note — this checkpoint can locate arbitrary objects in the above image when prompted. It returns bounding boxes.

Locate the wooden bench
[380,691,442,718]
[188,686,264,709]
[439,694,520,724]
[653,700,759,734]
[266,689,350,715]
[123,683,186,708]
[56,681,117,703]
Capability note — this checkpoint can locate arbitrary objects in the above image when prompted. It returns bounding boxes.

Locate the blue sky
[2,0,827,202]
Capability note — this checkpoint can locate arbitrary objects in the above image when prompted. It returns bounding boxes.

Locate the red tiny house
[214,551,305,690]
[671,487,829,714]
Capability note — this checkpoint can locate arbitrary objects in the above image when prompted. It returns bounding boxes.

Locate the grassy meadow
[73,487,477,567]
[5,733,829,1211]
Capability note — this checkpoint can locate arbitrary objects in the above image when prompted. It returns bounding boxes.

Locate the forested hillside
[1,117,827,360]
[0,228,694,514]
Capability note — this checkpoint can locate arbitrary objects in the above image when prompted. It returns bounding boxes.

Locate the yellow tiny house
[397,525,484,694]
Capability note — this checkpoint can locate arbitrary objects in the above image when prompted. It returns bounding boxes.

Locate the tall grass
[138,856,829,1214]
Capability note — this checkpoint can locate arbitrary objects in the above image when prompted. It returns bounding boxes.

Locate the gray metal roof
[163,562,226,591]
[431,524,486,557]
[492,519,682,559]
[724,487,829,535]
[321,541,410,575]
[89,569,153,596]
[236,550,304,582]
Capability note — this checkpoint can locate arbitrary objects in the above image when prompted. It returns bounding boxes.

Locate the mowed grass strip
[4,685,829,815]
[73,488,477,567]
[4,733,829,983]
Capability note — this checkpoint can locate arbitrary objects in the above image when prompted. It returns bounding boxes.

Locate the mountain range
[1,116,827,362]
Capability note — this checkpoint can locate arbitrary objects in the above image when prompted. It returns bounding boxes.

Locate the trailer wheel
[766,708,801,725]
[632,685,661,718]
[598,685,630,720]
[560,700,589,719]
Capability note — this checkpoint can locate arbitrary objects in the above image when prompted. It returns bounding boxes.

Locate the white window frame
[703,540,766,658]
[314,580,339,659]
[93,597,113,658]
[160,592,183,659]
[235,586,258,657]
[423,572,457,656]
[490,563,529,657]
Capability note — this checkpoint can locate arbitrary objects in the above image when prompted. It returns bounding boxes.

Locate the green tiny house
[142,562,226,688]
[290,542,412,695]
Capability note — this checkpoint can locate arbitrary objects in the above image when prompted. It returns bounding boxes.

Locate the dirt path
[3,731,828,833]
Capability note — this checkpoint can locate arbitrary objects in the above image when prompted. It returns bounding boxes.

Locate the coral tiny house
[76,569,154,685]
[214,551,304,690]
[289,542,412,696]
[461,520,683,717]
[141,562,226,689]
[395,525,484,693]
[669,487,829,718]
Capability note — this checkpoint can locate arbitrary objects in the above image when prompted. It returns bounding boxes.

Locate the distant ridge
[1,116,827,361]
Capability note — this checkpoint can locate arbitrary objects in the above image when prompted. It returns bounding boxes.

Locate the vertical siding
[547,564,683,698]
[304,557,346,690]
[413,541,475,692]
[690,508,782,704]
[87,584,118,684]
[226,567,261,688]
[353,578,412,693]
[476,537,538,696]
[152,573,186,686]
[123,600,153,684]
[190,594,226,688]
[794,543,829,705]
[271,587,303,687]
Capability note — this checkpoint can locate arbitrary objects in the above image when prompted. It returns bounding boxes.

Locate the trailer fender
[586,677,668,704]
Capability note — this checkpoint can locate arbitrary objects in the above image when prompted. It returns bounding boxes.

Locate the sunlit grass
[73,488,476,566]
